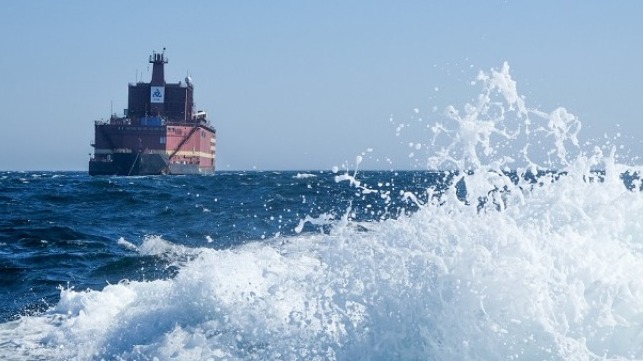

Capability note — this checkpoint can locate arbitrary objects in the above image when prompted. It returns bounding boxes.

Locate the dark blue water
[0,171,444,323]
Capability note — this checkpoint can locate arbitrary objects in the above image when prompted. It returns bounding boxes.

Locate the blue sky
[1,1,642,171]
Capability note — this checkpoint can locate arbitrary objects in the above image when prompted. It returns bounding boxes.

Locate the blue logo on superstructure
[151,86,164,103]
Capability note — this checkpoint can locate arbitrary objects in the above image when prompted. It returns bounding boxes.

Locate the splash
[2,63,643,360]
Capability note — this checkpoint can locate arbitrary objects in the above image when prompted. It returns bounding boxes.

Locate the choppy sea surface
[3,63,643,360]
[0,170,437,320]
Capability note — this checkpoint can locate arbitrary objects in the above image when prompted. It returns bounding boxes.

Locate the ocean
[2,63,643,360]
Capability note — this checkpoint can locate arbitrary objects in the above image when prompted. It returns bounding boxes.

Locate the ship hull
[89,153,214,176]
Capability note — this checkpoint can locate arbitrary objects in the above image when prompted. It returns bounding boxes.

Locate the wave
[294,172,318,179]
[4,182,643,360]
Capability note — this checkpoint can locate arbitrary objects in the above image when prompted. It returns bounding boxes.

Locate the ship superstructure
[89,49,216,175]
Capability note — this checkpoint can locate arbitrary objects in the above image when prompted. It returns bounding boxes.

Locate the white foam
[5,179,643,359]
[137,235,198,258]
[294,213,334,234]
[117,237,138,252]
[294,173,317,179]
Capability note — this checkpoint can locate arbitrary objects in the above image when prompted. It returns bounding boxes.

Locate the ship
[89,49,216,176]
